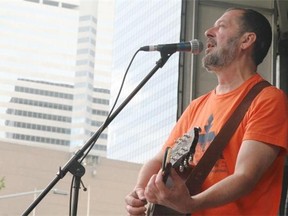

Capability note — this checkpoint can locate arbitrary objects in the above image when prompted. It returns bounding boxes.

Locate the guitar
[147,127,201,216]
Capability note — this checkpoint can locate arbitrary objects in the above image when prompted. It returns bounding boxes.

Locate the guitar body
[146,127,200,216]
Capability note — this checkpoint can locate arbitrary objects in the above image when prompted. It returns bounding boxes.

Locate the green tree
[0,177,5,190]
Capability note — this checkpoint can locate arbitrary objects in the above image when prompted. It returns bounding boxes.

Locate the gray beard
[202,37,239,71]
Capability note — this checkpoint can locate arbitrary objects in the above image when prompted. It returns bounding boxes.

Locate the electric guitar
[147,127,201,216]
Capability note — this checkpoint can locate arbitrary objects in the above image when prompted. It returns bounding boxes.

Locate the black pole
[68,160,86,216]
[22,51,174,216]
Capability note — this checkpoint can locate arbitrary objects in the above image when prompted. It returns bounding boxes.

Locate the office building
[0,0,112,158]
[108,0,182,163]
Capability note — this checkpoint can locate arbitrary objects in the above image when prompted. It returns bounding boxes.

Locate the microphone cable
[68,48,141,216]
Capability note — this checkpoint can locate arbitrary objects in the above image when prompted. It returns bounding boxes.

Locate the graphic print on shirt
[199,114,215,151]
[197,114,229,174]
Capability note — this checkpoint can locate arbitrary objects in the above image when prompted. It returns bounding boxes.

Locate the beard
[202,36,240,71]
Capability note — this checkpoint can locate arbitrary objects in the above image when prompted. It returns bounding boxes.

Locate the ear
[240,32,256,50]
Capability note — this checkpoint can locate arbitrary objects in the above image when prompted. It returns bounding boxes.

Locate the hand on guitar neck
[125,127,200,216]
[145,127,200,216]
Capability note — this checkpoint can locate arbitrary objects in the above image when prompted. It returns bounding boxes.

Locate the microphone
[140,39,203,54]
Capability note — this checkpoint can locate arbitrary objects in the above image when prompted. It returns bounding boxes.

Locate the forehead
[215,10,243,26]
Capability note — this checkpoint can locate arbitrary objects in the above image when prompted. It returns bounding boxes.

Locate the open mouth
[207,43,215,49]
[206,40,216,53]
[207,40,216,48]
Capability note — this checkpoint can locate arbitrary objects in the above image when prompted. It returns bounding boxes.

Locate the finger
[155,168,165,183]
[134,187,147,202]
[170,168,184,184]
[126,204,146,216]
[144,175,158,202]
[146,174,157,189]
[154,169,169,192]
[125,192,147,207]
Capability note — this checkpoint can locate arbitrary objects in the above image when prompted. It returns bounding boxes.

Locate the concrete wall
[0,141,141,216]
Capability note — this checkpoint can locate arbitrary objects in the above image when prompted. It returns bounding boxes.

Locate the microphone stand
[22,50,174,216]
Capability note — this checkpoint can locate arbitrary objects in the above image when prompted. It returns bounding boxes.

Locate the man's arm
[144,140,281,213]
[125,150,163,215]
[190,140,280,212]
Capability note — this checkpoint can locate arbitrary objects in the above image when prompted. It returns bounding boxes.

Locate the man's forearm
[135,157,162,190]
[189,173,255,212]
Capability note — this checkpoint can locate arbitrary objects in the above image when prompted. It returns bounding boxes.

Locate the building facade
[107,0,182,163]
[0,0,112,158]
[72,0,114,157]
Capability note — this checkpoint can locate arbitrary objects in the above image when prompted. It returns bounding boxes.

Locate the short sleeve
[243,87,288,152]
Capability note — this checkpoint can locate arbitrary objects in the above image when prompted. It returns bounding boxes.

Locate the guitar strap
[185,80,271,195]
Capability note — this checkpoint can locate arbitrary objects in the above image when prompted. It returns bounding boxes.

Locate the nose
[205,26,216,38]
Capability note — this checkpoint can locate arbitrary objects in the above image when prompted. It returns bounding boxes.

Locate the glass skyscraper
[0,0,79,148]
[0,0,112,158]
[108,0,182,163]
[0,0,181,163]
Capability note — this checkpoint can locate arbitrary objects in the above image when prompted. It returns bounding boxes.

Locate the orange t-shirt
[163,74,288,215]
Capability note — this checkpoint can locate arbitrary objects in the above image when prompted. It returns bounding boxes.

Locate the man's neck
[213,62,257,95]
